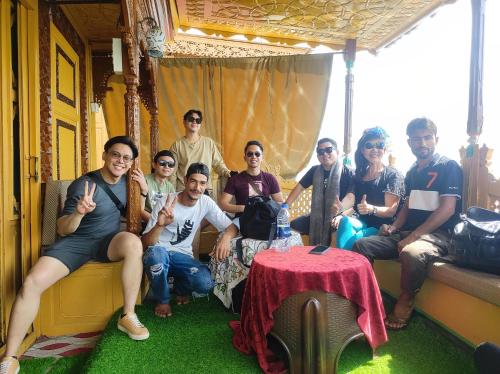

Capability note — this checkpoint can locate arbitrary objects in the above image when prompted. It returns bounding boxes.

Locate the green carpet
[20,296,476,373]
[20,353,89,373]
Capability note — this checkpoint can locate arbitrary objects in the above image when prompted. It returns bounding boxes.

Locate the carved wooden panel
[174,0,449,51]
[55,45,76,108]
[56,120,77,180]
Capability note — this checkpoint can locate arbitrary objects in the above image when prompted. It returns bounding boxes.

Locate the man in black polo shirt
[353,118,462,330]
[285,137,354,245]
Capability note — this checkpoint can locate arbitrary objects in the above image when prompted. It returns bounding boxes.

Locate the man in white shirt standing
[142,162,237,318]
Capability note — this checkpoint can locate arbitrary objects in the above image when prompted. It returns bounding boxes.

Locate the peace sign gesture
[156,193,177,227]
[76,180,97,215]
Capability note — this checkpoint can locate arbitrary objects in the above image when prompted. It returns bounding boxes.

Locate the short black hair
[186,162,209,180]
[104,136,138,159]
[183,109,203,122]
[317,137,337,149]
[406,117,438,137]
[244,140,264,153]
[153,150,176,163]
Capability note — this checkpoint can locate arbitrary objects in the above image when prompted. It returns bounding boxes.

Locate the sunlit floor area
[19,295,475,373]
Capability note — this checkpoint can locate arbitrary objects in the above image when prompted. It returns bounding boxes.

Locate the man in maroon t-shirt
[219,140,283,221]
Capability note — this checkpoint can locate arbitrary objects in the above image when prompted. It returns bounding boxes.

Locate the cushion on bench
[428,262,500,307]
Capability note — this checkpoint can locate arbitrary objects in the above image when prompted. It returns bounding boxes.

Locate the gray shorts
[42,232,116,273]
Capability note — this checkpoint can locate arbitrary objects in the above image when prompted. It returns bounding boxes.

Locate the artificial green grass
[83,297,261,374]
[18,295,475,373]
[80,296,475,374]
[20,353,89,373]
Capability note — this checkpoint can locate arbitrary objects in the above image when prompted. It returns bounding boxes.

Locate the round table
[230,246,388,374]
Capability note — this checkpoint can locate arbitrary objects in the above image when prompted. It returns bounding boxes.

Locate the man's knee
[21,273,48,297]
[114,232,142,255]
[191,267,214,294]
[143,246,168,266]
[352,237,370,256]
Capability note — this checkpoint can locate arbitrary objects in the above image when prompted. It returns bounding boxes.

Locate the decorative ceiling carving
[60,4,121,42]
[172,0,456,51]
[165,34,310,58]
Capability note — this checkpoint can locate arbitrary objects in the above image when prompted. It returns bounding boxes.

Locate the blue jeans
[336,216,378,250]
[143,246,214,304]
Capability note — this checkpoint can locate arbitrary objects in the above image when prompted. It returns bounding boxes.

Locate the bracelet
[372,206,378,215]
[140,192,148,198]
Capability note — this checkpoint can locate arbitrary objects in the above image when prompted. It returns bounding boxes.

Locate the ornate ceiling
[170,0,456,52]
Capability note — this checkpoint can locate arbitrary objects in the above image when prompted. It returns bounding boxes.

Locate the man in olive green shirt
[142,150,176,223]
[170,109,232,193]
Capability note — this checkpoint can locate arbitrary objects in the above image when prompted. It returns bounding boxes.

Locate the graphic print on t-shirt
[248,180,263,197]
[170,219,194,245]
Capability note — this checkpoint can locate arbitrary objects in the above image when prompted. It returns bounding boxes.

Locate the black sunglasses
[364,141,385,150]
[316,146,335,156]
[246,151,261,158]
[158,160,175,168]
[187,116,202,124]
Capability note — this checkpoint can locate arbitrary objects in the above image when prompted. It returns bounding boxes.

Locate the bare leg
[107,232,143,315]
[3,257,69,357]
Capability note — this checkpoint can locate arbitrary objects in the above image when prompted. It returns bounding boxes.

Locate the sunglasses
[246,151,261,158]
[158,160,175,168]
[187,116,202,124]
[364,142,385,150]
[316,146,335,156]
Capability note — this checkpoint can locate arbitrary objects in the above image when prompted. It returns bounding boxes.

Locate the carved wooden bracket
[91,52,114,104]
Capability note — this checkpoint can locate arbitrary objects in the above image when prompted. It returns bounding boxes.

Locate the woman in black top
[332,127,405,249]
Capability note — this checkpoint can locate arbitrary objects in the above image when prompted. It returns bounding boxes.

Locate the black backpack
[449,206,500,275]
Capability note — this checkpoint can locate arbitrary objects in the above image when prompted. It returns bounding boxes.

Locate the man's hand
[156,194,177,228]
[210,236,231,261]
[330,196,343,217]
[379,224,396,236]
[330,215,343,229]
[76,181,97,215]
[131,168,148,195]
[397,233,418,253]
[357,194,374,215]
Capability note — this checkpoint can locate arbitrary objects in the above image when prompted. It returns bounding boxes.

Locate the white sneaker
[0,356,19,374]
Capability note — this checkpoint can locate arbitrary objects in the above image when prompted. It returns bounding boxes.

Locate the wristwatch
[372,206,378,215]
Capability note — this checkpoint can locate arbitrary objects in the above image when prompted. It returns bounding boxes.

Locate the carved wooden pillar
[149,63,159,160]
[343,39,356,164]
[462,0,486,209]
[123,32,142,234]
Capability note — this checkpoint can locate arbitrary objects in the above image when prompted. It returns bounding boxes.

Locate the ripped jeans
[143,246,214,304]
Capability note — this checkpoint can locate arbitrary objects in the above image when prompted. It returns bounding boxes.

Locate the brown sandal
[384,312,412,330]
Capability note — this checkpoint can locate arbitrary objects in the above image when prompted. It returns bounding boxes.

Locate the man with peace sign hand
[1,137,151,374]
[142,163,238,318]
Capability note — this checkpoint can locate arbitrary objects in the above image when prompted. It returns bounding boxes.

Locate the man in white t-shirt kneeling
[142,162,237,318]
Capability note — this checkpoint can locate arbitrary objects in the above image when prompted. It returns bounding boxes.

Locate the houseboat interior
[0,0,499,373]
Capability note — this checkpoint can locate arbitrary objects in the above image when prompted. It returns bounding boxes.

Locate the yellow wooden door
[50,23,80,180]
[0,0,40,354]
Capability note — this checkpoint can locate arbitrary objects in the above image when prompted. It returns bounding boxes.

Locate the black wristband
[140,192,148,198]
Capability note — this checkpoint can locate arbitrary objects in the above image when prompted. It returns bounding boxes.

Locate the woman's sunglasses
[316,146,334,156]
[187,116,202,124]
[246,151,261,158]
[364,142,385,150]
[158,160,175,168]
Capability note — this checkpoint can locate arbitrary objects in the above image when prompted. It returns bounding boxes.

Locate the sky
[306,0,500,179]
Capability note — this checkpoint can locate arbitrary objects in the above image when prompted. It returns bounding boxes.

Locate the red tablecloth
[230,246,388,373]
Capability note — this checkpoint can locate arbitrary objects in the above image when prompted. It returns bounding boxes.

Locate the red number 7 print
[427,172,438,188]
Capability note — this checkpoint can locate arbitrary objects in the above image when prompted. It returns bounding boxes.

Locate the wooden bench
[39,180,140,336]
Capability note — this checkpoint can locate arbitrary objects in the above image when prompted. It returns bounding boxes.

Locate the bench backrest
[41,180,72,247]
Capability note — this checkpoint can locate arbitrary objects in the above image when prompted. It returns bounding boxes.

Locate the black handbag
[449,206,500,275]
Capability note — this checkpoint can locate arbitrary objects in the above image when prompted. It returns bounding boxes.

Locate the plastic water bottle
[276,203,291,239]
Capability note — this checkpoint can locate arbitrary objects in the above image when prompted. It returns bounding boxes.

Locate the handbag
[236,195,281,268]
[449,206,500,275]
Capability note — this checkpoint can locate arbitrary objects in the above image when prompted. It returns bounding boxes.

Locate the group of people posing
[1,111,462,374]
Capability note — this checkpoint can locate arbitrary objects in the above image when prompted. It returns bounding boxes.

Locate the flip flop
[384,313,411,330]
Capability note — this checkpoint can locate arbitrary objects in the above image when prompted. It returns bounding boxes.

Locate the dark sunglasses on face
[158,160,175,168]
[364,141,385,150]
[187,116,202,124]
[246,151,261,158]
[316,146,334,156]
